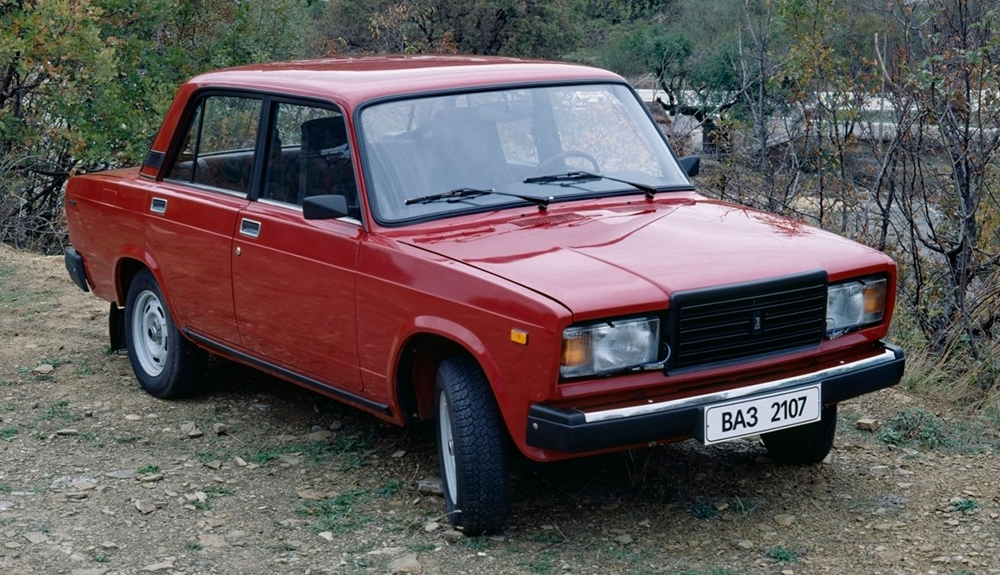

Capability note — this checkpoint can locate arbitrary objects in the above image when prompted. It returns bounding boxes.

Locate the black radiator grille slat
[671,273,827,369]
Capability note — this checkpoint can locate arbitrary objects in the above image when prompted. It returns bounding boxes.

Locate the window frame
[160,89,364,227]
[354,79,692,228]
[161,89,267,198]
[254,95,361,224]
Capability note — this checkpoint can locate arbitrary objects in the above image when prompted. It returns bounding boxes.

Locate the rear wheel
[761,404,838,464]
[123,269,206,398]
[435,356,510,534]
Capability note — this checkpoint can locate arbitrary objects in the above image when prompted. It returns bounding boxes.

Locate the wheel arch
[113,248,165,306]
[112,250,187,349]
[392,318,507,427]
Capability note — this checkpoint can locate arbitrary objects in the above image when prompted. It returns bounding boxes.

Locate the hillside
[0,243,998,574]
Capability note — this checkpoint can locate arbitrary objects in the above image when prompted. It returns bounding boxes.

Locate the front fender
[391,316,507,396]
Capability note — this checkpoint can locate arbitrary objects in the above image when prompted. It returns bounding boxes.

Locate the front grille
[669,271,827,369]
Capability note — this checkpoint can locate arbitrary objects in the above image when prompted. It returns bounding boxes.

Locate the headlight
[561,317,660,378]
[826,277,887,338]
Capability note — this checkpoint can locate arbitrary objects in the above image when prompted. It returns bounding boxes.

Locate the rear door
[231,98,364,390]
[147,93,262,344]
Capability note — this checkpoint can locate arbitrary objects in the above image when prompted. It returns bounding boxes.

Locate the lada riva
[63,56,905,534]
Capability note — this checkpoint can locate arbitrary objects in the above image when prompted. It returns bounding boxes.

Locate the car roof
[187,55,625,107]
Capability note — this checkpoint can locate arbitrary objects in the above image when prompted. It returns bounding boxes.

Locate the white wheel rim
[132,290,169,377]
[438,391,458,504]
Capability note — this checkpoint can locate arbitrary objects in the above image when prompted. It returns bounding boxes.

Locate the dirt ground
[1,243,999,575]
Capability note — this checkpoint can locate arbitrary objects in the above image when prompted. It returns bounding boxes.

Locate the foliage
[0,0,321,253]
[873,407,998,453]
[766,546,799,563]
[5,0,1000,420]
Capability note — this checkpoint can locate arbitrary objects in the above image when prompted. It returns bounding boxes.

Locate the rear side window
[166,95,263,194]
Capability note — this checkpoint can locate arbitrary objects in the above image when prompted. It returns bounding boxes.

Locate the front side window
[359,83,689,224]
[166,95,262,194]
[260,102,359,216]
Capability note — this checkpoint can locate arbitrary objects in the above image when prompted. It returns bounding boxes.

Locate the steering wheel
[530,150,600,177]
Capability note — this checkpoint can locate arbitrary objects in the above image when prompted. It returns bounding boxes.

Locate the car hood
[402,195,893,319]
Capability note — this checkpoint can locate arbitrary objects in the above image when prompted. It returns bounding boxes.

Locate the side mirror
[303,195,349,220]
[679,155,700,178]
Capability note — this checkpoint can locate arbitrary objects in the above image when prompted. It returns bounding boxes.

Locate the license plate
[702,385,821,445]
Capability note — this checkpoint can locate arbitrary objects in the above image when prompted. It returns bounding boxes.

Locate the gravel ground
[1,243,999,575]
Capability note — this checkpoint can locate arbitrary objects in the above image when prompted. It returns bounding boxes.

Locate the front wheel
[435,356,510,535]
[123,269,206,398]
[761,404,838,464]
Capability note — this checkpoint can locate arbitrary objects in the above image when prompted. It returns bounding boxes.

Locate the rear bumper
[525,342,905,453]
[64,248,90,292]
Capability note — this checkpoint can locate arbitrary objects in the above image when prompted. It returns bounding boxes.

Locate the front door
[231,99,364,390]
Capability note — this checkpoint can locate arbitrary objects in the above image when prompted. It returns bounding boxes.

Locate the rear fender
[112,247,184,334]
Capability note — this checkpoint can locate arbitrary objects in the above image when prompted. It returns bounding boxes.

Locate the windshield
[359,83,690,224]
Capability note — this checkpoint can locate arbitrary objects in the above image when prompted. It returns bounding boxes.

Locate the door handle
[240,218,261,238]
[150,197,167,214]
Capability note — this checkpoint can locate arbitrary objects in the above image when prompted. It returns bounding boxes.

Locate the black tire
[435,356,510,535]
[123,269,206,398]
[761,404,838,464]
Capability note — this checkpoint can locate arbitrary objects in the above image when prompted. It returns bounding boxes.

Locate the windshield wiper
[524,171,662,199]
[404,187,553,210]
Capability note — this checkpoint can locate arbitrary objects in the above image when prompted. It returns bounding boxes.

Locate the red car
[63,56,905,534]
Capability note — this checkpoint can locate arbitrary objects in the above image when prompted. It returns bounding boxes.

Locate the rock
[391,450,406,458]
[297,489,330,501]
[141,560,175,572]
[613,534,633,545]
[0,501,13,511]
[31,364,55,374]
[277,454,302,466]
[198,533,228,549]
[366,546,406,557]
[125,414,142,421]
[417,477,444,496]
[70,569,109,575]
[23,531,49,544]
[56,428,79,436]
[234,456,247,467]
[424,521,440,532]
[856,418,880,431]
[737,540,754,550]
[442,530,463,544]
[135,500,156,514]
[874,522,893,531]
[106,469,136,480]
[773,514,796,526]
[65,491,89,500]
[74,479,98,491]
[212,423,227,436]
[180,422,203,438]
[204,460,222,470]
[305,430,332,442]
[318,531,334,541]
[139,474,163,483]
[388,553,422,574]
